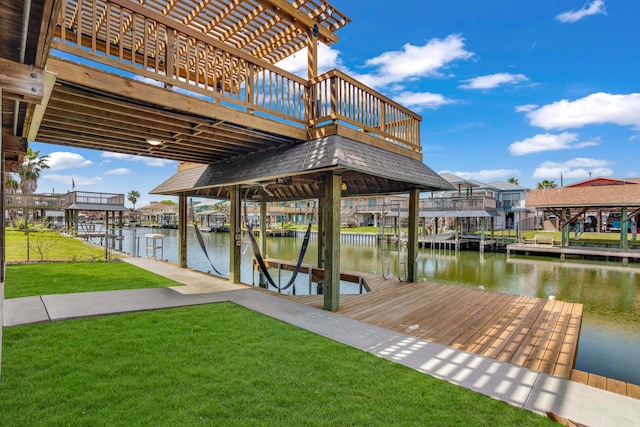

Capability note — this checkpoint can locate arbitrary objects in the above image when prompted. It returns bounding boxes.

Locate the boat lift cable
[190,199,226,277]
[243,195,314,292]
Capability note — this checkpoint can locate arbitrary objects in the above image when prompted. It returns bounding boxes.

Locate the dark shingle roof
[152,135,453,199]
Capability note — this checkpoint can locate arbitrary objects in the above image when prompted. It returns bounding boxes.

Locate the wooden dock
[507,243,640,265]
[271,268,583,380]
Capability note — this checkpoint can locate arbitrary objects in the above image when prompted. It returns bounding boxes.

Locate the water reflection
[119,228,640,385]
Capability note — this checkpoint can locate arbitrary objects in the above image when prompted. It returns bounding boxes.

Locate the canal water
[115,227,640,386]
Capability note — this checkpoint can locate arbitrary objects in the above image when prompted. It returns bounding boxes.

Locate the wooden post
[322,173,340,311]
[259,201,268,288]
[407,188,420,282]
[229,185,242,284]
[480,217,486,253]
[178,194,187,267]
[561,208,568,247]
[307,29,318,81]
[0,88,5,374]
[621,207,629,251]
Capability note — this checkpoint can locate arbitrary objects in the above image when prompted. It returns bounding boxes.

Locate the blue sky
[32,0,640,207]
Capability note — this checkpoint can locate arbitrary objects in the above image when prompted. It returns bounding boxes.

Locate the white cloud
[509,132,599,156]
[359,34,474,88]
[515,104,538,113]
[276,44,342,77]
[522,93,640,130]
[459,73,528,90]
[105,168,131,175]
[100,152,175,167]
[393,92,455,110]
[532,157,613,179]
[439,169,520,182]
[45,152,92,171]
[44,173,103,186]
[556,0,606,23]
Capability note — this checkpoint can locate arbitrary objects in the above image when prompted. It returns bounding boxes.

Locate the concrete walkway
[4,258,639,427]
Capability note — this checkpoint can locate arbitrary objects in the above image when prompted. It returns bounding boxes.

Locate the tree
[127,190,140,211]
[537,179,557,189]
[507,177,519,185]
[20,148,50,196]
[5,172,20,226]
[19,148,50,229]
[128,190,140,222]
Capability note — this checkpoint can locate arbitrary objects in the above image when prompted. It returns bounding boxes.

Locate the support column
[177,195,187,267]
[407,189,420,282]
[621,207,629,251]
[0,90,5,374]
[322,173,340,311]
[259,201,268,288]
[561,208,569,247]
[104,210,109,260]
[229,185,242,284]
[480,217,486,253]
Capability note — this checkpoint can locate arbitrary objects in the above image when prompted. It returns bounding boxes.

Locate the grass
[5,229,108,262]
[0,303,555,426]
[4,261,182,299]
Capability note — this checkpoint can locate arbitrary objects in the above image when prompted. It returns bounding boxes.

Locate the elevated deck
[265,260,583,379]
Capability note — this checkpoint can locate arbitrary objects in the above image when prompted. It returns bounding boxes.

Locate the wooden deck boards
[263,262,640,399]
[271,269,583,380]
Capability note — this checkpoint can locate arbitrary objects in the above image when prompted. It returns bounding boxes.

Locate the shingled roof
[526,184,640,208]
[151,135,453,200]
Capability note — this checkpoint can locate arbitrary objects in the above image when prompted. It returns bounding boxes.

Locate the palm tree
[507,177,519,185]
[537,179,557,189]
[20,148,50,196]
[128,190,140,221]
[5,172,20,226]
[19,148,50,229]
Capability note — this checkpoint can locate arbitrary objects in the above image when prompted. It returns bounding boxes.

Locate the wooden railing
[54,0,308,124]
[420,196,497,211]
[308,70,421,152]
[61,191,125,207]
[5,194,63,210]
[53,0,422,154]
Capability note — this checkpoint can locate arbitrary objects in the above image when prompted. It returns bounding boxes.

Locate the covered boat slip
[509,179,640,262]
[151,133,453,310]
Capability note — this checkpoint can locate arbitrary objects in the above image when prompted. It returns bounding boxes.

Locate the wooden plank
[606,378,628,395]
[571,370,590,384]
[627,383,640,399]
[551,303,583,378]
[588,373,608,390]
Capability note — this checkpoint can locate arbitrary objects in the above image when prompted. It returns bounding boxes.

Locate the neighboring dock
[270,263,583,380]
[507,242,640,265]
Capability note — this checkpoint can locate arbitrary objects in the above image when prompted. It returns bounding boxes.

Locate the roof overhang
[152,135,453,200]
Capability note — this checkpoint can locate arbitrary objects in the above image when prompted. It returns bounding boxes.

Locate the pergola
[526,178,640,249]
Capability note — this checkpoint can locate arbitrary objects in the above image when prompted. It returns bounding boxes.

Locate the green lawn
[5,229,108,262]
[0,303,554,426]
[4,261,181,299]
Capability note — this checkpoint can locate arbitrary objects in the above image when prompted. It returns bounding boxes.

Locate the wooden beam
[1,134,27,154]
[178,194,187,268]
[229,185,242,284]
[0,59,44,104]
[46,58,307,141]
[407,188,420,282]
[322,172,340,311]
[257,0,339,45]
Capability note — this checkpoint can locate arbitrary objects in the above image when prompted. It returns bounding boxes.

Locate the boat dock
[507,243,640,265]
[268,261,583,380]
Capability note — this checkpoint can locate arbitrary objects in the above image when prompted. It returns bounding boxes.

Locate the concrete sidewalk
[4,258,639,426]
